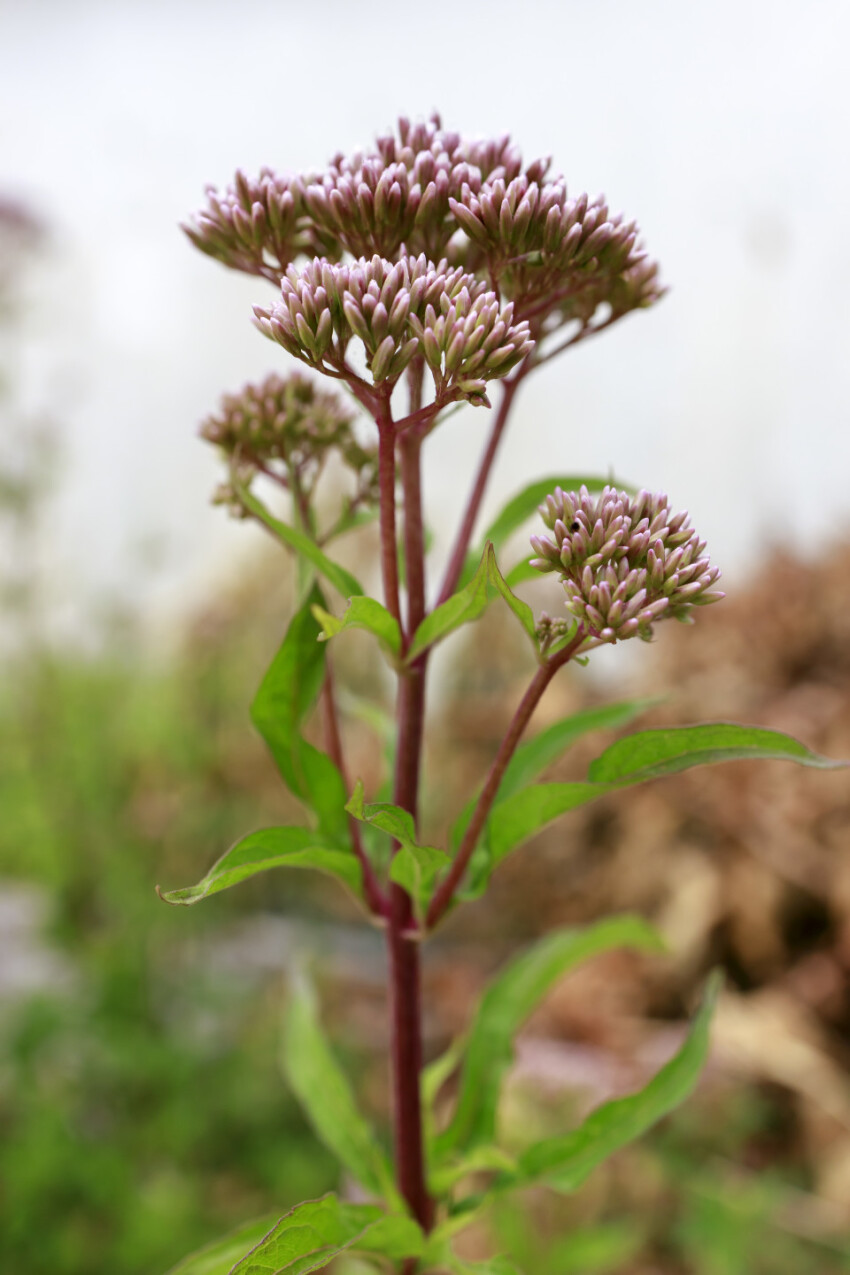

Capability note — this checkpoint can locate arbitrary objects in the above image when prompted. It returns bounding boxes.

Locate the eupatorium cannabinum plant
[162,114,843,1275]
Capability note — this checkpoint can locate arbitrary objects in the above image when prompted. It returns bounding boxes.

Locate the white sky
[2,0,849,640]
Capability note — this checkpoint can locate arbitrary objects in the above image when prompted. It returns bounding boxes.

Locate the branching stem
[426,628,586,928]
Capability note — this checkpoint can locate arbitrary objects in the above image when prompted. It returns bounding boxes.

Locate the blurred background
[2,1,849,1272]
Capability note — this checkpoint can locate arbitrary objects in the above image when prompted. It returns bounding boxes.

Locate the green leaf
[433,917,664,1162]
[459,720,844,897]
[166,1214,277,1274]
[227,1196,420,1275]
[312,596,402,660]
[346,781,449,919]
[588,723,848,785]
[407,545,492,661]
[390,844,451,918]
[514,971,721,1190]
[236,481,364,597]
[251,588,348,843]
[407,544,534,662]
[158,827,363,906]
[484,544,536,643]
[282,978,399,1207]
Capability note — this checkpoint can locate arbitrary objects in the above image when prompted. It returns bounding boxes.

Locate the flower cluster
[200,371,377,500]
[252,255,533,403]
[184,113,663,347]
[531,485,723,643]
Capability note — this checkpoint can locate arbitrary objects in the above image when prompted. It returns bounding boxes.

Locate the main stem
[380,393,433,1234]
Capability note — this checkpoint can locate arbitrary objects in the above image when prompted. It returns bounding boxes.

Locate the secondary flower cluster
[252,255,533,403]
[200,371,377,500]
[183,113,663,349]
[531,485,723,643]
[449,180,663,327]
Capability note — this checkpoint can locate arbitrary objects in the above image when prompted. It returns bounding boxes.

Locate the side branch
[426,629,585,928]
[436,372,523,607]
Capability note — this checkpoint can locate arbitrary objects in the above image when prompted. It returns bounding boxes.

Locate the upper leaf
[455,720,845,898]
[432,917,665,1162]
[282,977,399,1207]
[407,544,535,662]
[251,587,348,843]
[312,595,402,661]
[407,544,492,661]
[158,826,363,906]
[588,723,847,785]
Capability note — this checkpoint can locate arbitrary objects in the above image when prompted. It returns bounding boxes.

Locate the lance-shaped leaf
[157,827,363,906]
[251,587,348,843]
[224,1196,422,1275]
[346,780,449,919]
[432,917,664,1162]
[312,595,402,661]
[587,723,847,785]
[457,474,630,589]
[282,977,399,1207]
[510,972,721,1192]
[236,480,364,597]
[461,721,845,897]
[407,544,534,662]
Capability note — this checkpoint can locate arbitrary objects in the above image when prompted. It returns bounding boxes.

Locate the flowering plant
[162,115,841,1275]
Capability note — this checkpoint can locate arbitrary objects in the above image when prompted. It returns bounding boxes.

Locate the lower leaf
[282,977,399,1207]
[512,970,721,1191]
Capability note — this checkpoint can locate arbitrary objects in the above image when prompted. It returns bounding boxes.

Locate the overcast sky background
[2,0,849,644]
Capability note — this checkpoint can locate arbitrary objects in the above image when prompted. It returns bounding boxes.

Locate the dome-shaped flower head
[530,485,723,643]
[253,253,533,404]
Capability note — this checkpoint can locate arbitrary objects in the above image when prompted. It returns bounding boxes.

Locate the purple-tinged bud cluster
[182,170,339,284]
[530,486,724,643]
[450,178,661,329]
[253,255,533,402]
[200,371,377,498]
